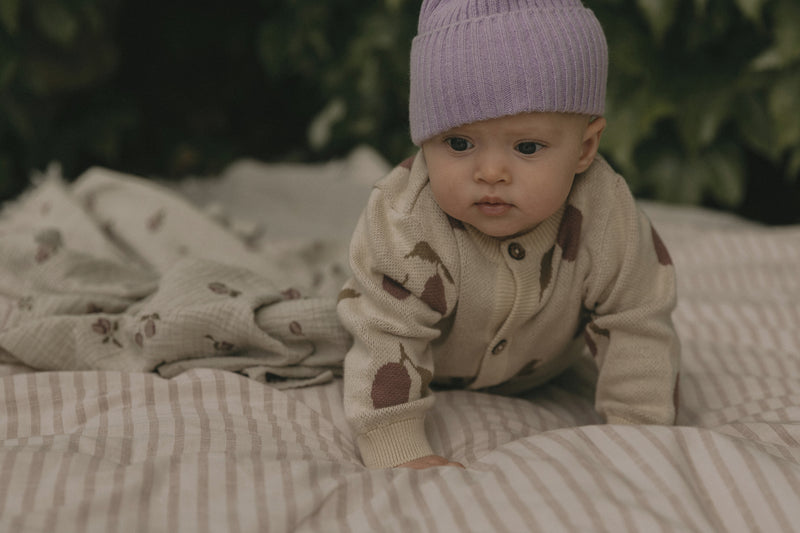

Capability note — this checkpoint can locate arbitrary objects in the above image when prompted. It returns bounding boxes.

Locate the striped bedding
[1,152,800,532]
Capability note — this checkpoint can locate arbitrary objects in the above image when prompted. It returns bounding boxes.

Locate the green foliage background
[1,0,798,223]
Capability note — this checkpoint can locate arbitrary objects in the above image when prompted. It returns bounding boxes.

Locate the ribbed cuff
[357,417,434,469]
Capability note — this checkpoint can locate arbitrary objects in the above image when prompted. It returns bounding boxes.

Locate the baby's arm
[585,179,680,425]
[338,167,460,468]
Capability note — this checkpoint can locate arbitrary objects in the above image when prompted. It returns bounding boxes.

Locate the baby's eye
[515,141,544,155]
[445,137,473,152]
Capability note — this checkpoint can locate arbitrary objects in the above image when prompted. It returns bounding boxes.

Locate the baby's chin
[475,223,538,240]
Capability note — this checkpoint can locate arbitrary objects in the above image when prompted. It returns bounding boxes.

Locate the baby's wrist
[357,417,434,469]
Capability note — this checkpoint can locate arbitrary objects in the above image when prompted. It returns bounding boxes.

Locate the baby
[337,0,680,470]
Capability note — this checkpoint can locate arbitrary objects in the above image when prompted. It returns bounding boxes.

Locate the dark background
[1,0,798,223]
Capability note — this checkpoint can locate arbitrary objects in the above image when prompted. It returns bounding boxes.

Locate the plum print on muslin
[556,205,583,261]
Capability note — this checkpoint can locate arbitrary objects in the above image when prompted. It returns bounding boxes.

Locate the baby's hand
[399,455,465,470]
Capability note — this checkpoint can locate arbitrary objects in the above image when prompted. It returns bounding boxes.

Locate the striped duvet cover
[1,155,800,532]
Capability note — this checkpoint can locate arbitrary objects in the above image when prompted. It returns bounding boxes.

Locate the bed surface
[1,149,800,532]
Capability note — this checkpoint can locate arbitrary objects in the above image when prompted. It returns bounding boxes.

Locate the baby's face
[422,112,603,239]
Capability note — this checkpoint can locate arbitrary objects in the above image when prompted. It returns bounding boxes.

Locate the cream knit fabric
[337,152,680,469]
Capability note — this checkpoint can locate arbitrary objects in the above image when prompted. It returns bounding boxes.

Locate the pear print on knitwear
[404,241,453,315]
[371,343,433,409]
[382,275,411,300]
[651,226,673,265]
[539,245,555,297]
[575,305,609,357]
[556,205,583,261]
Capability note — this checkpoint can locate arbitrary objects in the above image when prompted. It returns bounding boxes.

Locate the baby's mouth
[476,197,512,216]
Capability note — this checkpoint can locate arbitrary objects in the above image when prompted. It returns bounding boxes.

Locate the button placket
[507,242,525,260]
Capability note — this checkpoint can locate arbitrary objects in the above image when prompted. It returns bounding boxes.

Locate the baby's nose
[475,154,511,184]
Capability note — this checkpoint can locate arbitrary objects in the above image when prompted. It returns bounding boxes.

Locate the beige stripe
[306,384,327,457]
[504,446,569,529]
[357,468,385,531]
[481,458,541,530]
[673,430,726,532]
[241,377,269,530]
[429,472,476,531]
[519,436,617,532]
[74,373,105,533]
[136,375,159,532]
[613,428,708,531]
[2,373,18,439]
[104,373,125,533]
[37,372,85,530]
[381,468,408,520]
[314,382,348,452]
[403,469,441,533]
[736,441,794,532]
[274,394,297,530]
[286,393,314,461]
[482,400,548,528]
[26,373,40,436]
[562,431,639,531]
[215,373,241,533]
[167,378,184,533]
[192,376,211,533]
[20,437,53,514]
[48,372,65,435]
[700,430,758,531]
[0,445,17,517]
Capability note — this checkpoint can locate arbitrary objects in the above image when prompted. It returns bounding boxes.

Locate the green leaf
[768,70,800,152]
[692,0,709,16]
[602,81,675,175]
[704,145,745,207]
[0,0,20,35]
[734,0,766,23]
[34,3,79,47]
[635,0,679,42]
[604,16,653,76]
[750,0,800,71]
[735,93,781,161]
[676,88,734,153]
[650,150,702,204]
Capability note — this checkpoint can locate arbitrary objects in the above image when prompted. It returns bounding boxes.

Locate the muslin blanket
[0,166,351,387]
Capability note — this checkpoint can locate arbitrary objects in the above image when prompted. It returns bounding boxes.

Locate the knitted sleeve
[337,165,460,468]
[584,177,680,426]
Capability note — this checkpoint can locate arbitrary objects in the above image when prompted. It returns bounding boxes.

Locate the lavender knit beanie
[409,0,608,145]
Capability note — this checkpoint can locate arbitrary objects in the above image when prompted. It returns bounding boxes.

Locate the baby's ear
[576,117,606,173]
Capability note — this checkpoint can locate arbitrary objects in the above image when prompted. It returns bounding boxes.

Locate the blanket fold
[0,166,351,387]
